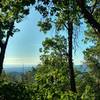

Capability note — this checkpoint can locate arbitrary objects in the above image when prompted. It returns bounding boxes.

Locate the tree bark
[0,21,14,75]
[68,21,77,92]
[0,34,10,76]
[76,0,100,37]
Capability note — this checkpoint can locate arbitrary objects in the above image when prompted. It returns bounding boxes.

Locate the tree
[0,0,35,75]
[33,34,77,99]
[76,0,100,37]
[83,28,100,99]
[32,34,95,99]
[83,5,100,97]
[39,34,68,67]
[35,0,100,92]
[81,1,100,98]
[36,0,81,92]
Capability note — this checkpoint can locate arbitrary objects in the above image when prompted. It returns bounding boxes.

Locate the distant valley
[3,64,88,74]
[3,65,35,73]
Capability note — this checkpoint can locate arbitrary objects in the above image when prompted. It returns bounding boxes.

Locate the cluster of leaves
[83,30,100,99]
[0,81,33,100]
[36,0,81,33]
[0,0,35,40]
[39,34,68,67]
[33,65,70,100]
[38,18,52,33]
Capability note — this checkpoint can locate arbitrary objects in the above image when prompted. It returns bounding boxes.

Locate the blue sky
[4,6,91,67]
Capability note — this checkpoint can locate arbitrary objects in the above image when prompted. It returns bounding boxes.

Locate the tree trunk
[76,0,100,37]
[68,21,77,92]
[0,34,10,76]
[0,21,14,75]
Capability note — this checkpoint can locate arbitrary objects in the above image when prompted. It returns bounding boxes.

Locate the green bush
[0,81,33,100]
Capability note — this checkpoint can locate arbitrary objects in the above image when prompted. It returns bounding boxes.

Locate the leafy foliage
[83,13,100,99]
[0,0,99,99]
[81,85,95,100]
[36,0,81,32]
[40,34,68,67]
[0,81,33,100]
[0,0,35,38]
[30,34,95,99]
[34,65,70,100]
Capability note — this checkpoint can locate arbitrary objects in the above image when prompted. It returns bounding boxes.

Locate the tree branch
[76,0,100,37]
[64,23,68,30]
[91,0,97,14]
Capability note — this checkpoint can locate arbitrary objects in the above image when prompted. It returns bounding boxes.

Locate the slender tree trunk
[68,21,76,92]
[76,0,100,36]
[0,21,14,75]
[0,34,10,75]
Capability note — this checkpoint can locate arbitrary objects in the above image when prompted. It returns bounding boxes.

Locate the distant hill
[75,64,88,72]
[3,65,35,73]
[3,64,88,74]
